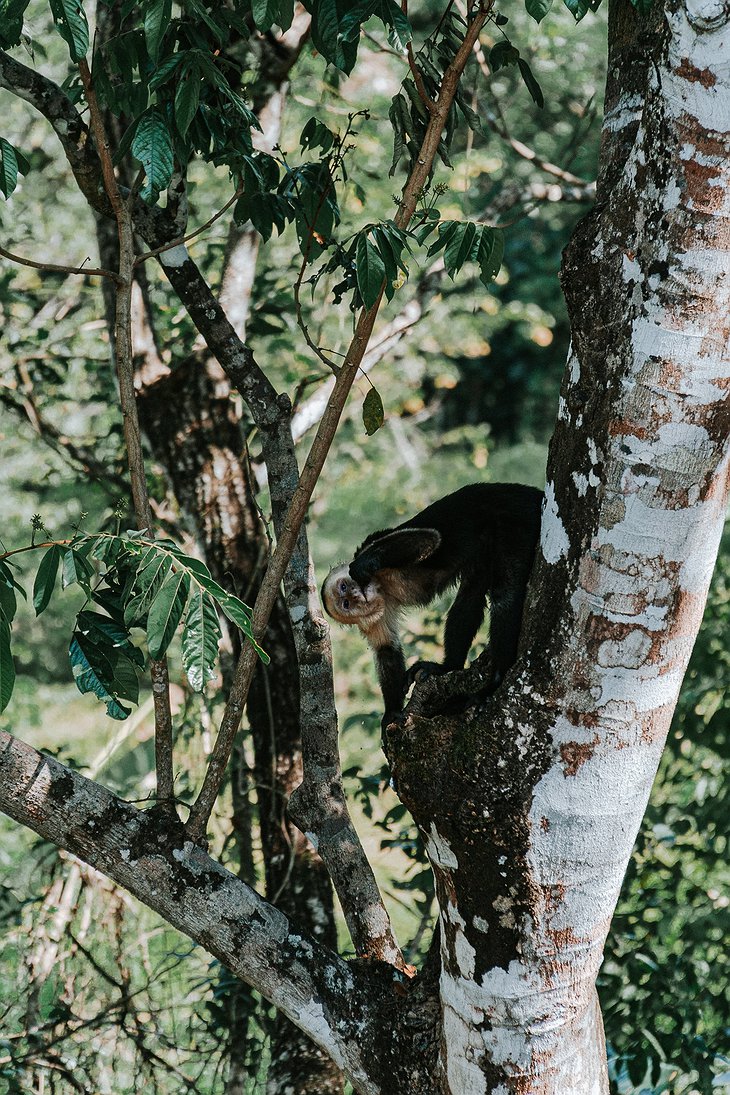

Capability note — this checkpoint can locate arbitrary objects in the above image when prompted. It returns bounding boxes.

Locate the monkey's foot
[405,660,446,687]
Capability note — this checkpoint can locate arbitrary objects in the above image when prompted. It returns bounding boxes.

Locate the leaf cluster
[0,533,266,721]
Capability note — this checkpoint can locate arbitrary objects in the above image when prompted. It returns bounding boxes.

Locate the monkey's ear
[352,528,441,577]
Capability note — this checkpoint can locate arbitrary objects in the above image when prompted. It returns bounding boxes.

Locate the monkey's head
[321,565,385,629]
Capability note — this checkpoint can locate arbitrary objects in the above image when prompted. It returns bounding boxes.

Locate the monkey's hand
[381,708,407,732]
[405,660,447,687]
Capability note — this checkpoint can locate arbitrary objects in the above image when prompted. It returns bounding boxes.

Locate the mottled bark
[387,0,730,1091]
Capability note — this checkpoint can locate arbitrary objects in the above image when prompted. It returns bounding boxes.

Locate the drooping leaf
[363,387,384,436]
[518,58,544,108]
[426,219,460,258]
[69,634,131,720]
[444,221,477,278]
[131,109,174,201]
[143,0,171,60]
[477,227,504,283]
[0,580,15,626]
[382,0,411,52]
[124,547,172,624]
[77,610,145,668]
[146,569,190,659]
[0,614,15,714]
[0,561,24,624]
[489,40,520,71]
[217,592,268,663]
[182,588,221,691]
[48,0,89,61]
[0,138,19,199]
[356,233,386,310]
[0,0,31,48]
[526,0,553,21]
[62,547,92,591]
[175,63,202,137]
[251,0,278,30]
[33,543,63,615]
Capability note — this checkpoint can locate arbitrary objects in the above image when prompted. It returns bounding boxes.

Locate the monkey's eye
[339,580,348,593]
[342,599,350,610]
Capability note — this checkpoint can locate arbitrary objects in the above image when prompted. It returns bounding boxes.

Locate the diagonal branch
[176,0,491,962]
[0,729,385,1094]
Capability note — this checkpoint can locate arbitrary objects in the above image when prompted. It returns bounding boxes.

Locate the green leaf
[251,0,278,29]
[131,109,174,201]
[356,233,386,310]
[518,58,544,108]
[0,561,24,624]
[0,615,15,714]
[143,0,171,61]
[363,387,384,436]
[146,569,190,659]
[217,592,269,664]
[124,547,172,624]
[526,0,553,20]
[33,543,63,616]
[489,41,519,71]
[62,547,92,591]
[48,0,89,61]
[182,588,221,692]
[444,221,477,278]
[69,634,131,719]
[0,0,31,48]
[0,580,15,626]
[426,219,460,258]
[562,0,591,19]
[175,65,201,137]
[0,138,19,199]
[77,610,145,668]
[382,0,411,52]
[477,227,504,283]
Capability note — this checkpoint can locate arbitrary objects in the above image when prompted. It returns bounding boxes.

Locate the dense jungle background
[0,0,728,1092]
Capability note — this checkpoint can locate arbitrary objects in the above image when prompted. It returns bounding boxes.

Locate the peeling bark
[387,0,730,1090]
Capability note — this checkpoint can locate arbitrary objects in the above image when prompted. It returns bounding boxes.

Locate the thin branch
[0,387,128,492]
[0,243,121,282]
[77,58,176,814]
[187,0,491,868]
[471,42,590,187]
[407,43,436,112]
[133,187,242,267]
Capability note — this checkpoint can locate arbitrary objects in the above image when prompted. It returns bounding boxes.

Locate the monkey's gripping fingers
[381,708,407,733]
[405,660,447,687]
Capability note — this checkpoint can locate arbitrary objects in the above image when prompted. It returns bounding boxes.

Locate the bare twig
[0,242,121,281]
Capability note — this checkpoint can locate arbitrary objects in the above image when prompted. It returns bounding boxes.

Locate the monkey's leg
[486,584,529,687]
[374,643,408,730]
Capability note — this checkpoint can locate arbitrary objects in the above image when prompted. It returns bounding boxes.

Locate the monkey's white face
[322,565,385,629]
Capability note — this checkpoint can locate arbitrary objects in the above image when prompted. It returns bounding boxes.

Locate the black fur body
[322,483,543,724]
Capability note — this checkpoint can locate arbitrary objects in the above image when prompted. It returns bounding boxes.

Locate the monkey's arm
[350,528,441,586]
[406,575,489,684]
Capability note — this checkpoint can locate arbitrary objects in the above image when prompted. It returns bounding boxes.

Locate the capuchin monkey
[321,483,543,726]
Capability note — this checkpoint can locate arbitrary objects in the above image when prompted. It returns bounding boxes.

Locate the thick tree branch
[0,730,384,1094]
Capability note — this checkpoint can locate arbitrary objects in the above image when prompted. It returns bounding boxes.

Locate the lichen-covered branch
[0,729,384,1094]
